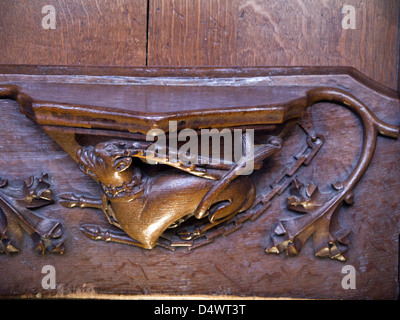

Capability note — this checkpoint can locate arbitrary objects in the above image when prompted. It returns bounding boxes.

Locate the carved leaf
[0,207,21,254]
[266,178,350,261]
[0,173,63,254]
[15,173,53,209]
[286,178,331,213]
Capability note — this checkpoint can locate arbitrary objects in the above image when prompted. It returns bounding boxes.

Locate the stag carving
[60,137,283,249]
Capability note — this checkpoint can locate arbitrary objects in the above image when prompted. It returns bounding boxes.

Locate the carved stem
[0,191,37,237]
[267,88,399,255]
[193,136,283,219]
[302,88,399,233]
[306,87,399,193]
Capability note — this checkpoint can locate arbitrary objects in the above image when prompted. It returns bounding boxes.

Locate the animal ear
[114,157,132,172]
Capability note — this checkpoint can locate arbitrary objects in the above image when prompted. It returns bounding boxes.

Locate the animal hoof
[177,227,201,240]
[80,224,112,242]
[80,224,101,240]
[59,192,80,208]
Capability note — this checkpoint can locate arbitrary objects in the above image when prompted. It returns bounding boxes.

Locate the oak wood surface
[1,1,398,91]
[0,67,398,299]
[0,0,147,66]
[148,0,399,91]
[0,0,399,300]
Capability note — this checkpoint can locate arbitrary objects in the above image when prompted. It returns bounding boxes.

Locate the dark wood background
[0,0,399,299]
[1,0,399,91]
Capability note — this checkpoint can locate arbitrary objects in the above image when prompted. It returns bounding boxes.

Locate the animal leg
[178,185,255,241]
[59,192,102,209]
[178,200,237,240]
[60,192,122,229]
[80,224,151,249]
[208,182,255,224]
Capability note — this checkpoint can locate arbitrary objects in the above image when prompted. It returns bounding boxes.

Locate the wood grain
[148,0,399,90]
[0,0,147,66]
[0,66,398,299]
[398,2,400,95]
[0,0,398,299]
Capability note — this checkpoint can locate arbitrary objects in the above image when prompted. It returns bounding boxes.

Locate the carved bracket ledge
[0,67,398,261]
[265,88,399,261]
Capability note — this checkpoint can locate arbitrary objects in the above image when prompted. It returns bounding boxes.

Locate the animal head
[77,140,135,187]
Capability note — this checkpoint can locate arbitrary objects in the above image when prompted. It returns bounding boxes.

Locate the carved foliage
[0,173,64,254]
[266,178,351,261]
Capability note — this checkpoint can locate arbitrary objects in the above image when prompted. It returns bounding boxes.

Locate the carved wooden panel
[148,0,400,90]
[0,66,398,299]
[0,0,148,66]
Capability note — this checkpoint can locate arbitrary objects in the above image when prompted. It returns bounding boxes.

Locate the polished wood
[0,0,147,66]
[148,0,399,90]
[2,0,397,90]
[0,66,398,299]
[0,0,399,300]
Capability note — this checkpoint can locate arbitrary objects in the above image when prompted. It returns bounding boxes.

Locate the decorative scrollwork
[266,178,350,261]
[0,84,398,261]
[0,173,64,254]
[265,88,399,261]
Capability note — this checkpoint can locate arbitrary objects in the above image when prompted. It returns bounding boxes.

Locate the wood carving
[0,70,398,262]
[0,173,64,254]
[265,88,400,260]
[58,137,280,249]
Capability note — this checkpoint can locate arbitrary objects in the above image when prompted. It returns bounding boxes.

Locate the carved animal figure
[60,140,262,249]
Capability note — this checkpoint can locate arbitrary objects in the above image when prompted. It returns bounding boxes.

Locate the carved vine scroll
[0,173,64,254]
[265,88,400,260]
[0,74,398,261]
